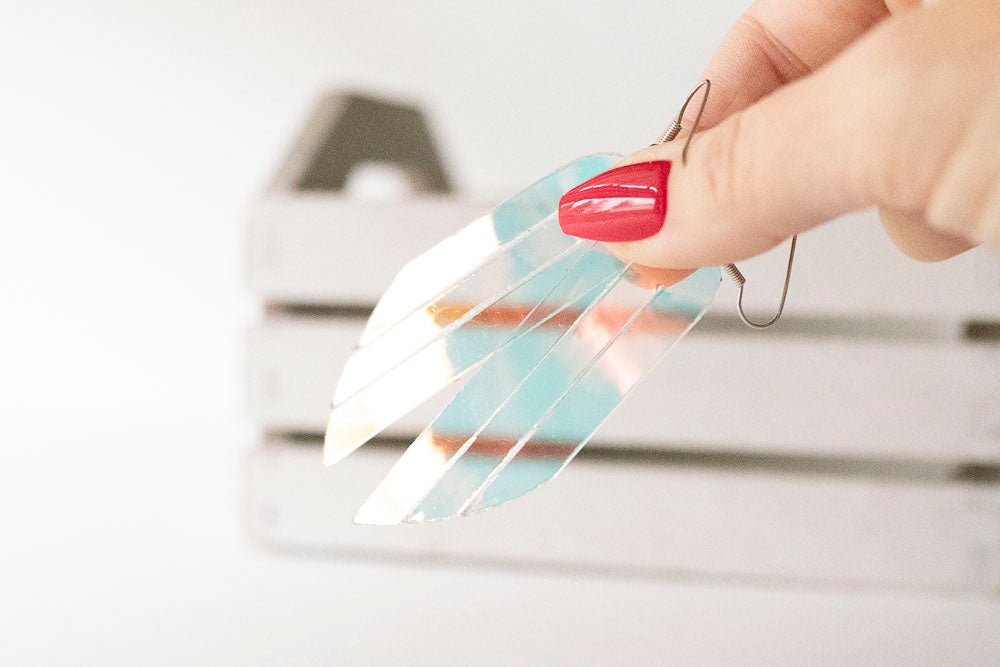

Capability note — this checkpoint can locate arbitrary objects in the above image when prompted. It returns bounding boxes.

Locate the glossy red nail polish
[558,161,671,242]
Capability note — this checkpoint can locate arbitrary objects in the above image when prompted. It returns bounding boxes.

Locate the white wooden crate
[246,440,1000,595]
[247,318,1000,463]
[245,94,1000,598]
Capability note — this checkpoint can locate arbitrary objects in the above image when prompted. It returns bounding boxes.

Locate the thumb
[559,25,896,268]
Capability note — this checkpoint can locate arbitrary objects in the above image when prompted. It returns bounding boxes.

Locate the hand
[557,0,999,268]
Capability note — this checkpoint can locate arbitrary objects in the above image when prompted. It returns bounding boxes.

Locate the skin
[606,0,999,269]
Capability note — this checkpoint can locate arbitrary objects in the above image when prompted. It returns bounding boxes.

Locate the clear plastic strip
[334,219,578,404]
[464,268,720,517]
[324,244,627,465]
[351,265,630,524]
[402,273,657,523]
[351,266,720,523]
[358,154,621,345]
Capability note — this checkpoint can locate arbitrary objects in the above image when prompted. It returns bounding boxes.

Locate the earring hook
[657,79,796,329]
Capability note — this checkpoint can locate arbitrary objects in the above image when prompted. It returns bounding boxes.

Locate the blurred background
[2,1,999,664]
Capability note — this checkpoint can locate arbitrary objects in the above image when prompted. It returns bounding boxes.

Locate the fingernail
[558,161,671,242]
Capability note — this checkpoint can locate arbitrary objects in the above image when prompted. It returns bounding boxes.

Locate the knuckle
[696,113,745,215]
[854,21,938,208]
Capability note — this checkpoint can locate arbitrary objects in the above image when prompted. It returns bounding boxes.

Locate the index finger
[696,0,889,128]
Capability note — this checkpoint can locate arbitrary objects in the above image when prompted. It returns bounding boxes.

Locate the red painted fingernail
[558,161,671,242]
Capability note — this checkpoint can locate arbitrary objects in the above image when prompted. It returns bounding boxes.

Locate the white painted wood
[246,441,1000,594]
[247,196,1000,321]
[247,195,495,304]
[247,318,1000,463]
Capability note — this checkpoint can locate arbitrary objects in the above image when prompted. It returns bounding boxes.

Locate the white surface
[4,425,1000,667]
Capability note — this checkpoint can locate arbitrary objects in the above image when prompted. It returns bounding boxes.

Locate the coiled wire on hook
[657,79,797,329]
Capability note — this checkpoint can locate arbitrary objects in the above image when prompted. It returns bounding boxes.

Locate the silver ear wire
[657,79,796,329]
[723,237,796,328]
[656,78,709,144]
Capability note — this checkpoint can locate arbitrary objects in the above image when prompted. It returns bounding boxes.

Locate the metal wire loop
[734,236,796,328]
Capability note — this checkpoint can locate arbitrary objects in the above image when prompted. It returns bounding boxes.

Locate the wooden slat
[247,195,493,304]
[247,318,1000,463]
[246,441,1000,594]
[247,195,1000,322]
